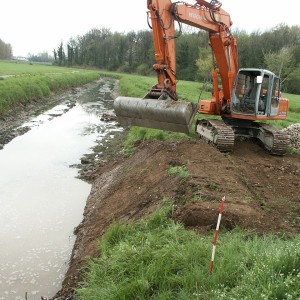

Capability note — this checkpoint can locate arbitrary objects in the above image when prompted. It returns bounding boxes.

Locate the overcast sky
[1,0,298,57]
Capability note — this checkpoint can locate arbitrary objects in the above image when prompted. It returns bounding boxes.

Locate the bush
[286,68,300,94]
[136,63,151,76]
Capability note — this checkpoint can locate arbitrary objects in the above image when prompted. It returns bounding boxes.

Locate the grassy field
[0,60,100,113]
[0,60,85,75]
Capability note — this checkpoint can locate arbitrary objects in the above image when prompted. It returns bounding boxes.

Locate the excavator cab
[231,68,287,119]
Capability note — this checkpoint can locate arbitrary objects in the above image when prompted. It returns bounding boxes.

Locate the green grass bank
[0,60,100,114]
[76,205,300,300]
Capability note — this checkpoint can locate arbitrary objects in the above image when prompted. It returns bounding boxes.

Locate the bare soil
[56,137,299,299]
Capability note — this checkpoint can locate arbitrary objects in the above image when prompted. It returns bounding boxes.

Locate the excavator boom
[114,0,237,133]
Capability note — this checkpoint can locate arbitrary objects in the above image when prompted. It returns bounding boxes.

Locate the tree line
[53,24,299,93]
[0,38,12,59]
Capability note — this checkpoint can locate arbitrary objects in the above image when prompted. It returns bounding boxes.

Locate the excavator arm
[146,0,178,100]
[147,0,238,112]
[114,0,238,133]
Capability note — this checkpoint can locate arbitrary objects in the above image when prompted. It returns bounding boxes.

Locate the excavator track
[257,123,290,155]
[196,119,235,152]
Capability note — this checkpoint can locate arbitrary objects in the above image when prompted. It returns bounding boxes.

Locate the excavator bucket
[113,97,198,134]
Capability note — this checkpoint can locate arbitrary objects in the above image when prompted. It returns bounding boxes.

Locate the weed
[206,182,219,191]
[167,165,190,178]
[243,195,253,203]
[140,168,149,175]
[124,126,186,156]
[288,148,300,155]
[192,194,204,202]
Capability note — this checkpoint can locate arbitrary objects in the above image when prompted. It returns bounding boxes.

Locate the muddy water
[0,80,122,299]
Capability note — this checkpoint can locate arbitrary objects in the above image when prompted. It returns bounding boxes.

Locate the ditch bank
[1,79,299,299]
[56,136,300,299]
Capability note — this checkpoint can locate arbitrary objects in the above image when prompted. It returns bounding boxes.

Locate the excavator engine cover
[114,97,198,134]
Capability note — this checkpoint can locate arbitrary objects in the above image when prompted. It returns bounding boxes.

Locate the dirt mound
[56,138,300,298]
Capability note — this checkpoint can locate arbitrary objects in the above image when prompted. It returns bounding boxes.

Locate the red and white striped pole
[209,196,225,274]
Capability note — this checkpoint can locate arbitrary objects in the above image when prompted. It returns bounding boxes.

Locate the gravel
[282,123,300,150]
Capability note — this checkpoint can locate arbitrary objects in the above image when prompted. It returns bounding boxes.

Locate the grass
[167,166,190,178]
[76,205,300,300]
[0,60,100,114]
[115,72,300,153]
[124,126,187,156]
[0,59,82,75]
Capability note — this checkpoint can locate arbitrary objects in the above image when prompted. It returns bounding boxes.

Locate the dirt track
[57,137,300,298]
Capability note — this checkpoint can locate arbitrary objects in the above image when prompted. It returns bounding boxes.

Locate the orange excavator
[114,0,290,155]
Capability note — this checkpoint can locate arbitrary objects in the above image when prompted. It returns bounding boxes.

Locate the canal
[0,79,121,299]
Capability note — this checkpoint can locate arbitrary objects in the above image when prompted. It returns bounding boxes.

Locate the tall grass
[0,60,101,114]
[76,206,300,299]
[0,73,99,113]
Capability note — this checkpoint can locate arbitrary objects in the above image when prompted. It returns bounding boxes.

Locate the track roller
[196,119,235,152]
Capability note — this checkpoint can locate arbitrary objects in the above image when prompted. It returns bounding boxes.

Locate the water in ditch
[0,80,122,299]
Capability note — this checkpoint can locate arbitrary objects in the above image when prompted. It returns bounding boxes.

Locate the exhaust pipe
[114,97,198,134]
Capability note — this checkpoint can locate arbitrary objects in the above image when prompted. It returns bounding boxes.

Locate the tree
[0,38,12,59]
[53,49,57,61]
[176,32,204,81]
[134,30,153,68]
[56,42,65,65]
[285,68,300,94]
[52,24,299,93]
[195,47,213,83]
[264,47,294,89]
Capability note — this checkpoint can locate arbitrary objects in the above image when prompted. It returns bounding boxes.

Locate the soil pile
[57,138,300,298]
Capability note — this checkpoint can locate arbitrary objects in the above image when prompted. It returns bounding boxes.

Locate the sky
[0,0,299,57]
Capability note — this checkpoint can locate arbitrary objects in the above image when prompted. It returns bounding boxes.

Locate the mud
[1,80,299,299]
[0,87,80,150]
